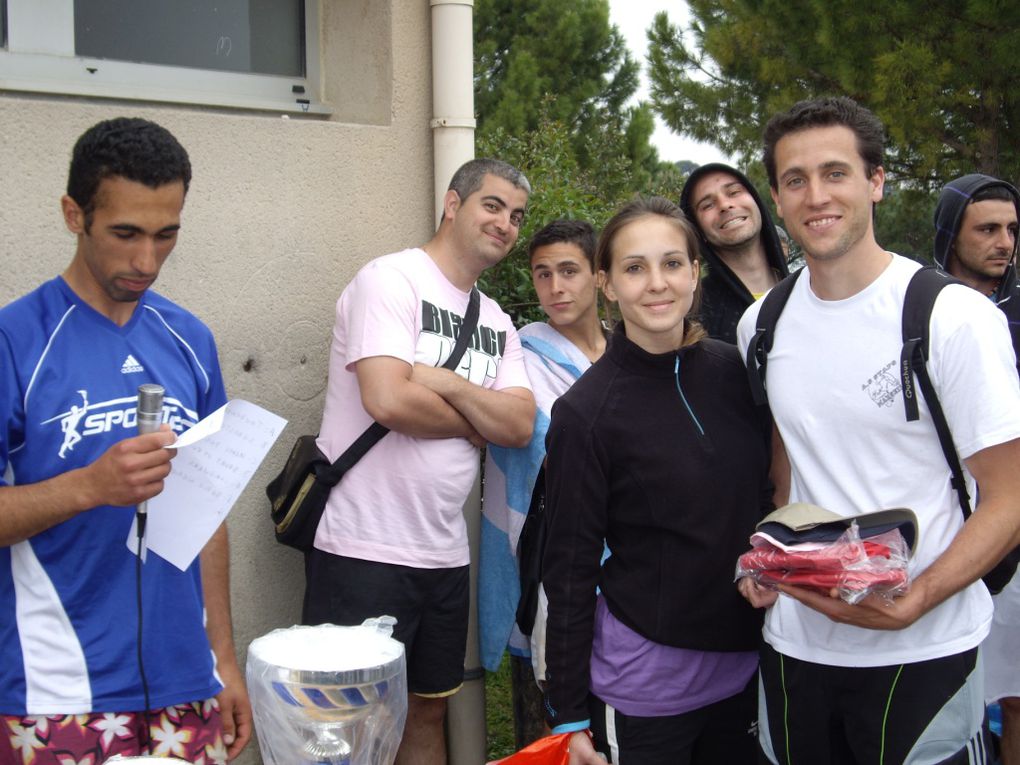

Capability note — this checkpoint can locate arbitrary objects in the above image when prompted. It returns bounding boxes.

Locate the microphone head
[137,384,165,416]
[137,384,165,435]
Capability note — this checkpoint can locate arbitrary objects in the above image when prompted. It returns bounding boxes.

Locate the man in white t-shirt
[304,158,536,765]
[736,97,1020,764]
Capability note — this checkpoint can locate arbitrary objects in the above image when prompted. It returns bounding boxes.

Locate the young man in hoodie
[934,174,1020,369]
[934,173,1020,764]
[680,163,790,343]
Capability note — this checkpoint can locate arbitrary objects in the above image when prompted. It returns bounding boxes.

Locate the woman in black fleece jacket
[542,197,771,765]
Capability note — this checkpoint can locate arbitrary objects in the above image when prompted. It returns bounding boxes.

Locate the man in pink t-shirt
[304,158,536,765]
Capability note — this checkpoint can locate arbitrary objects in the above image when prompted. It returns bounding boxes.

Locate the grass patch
[485,654,516,761]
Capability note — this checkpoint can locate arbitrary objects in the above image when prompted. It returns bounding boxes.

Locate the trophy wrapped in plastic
[247,617,407,765]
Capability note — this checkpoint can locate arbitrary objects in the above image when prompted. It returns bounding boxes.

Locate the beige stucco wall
[0,3,435,763]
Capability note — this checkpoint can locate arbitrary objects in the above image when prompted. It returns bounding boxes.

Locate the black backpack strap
[900,267,953,421]
[319,286,481,485]
[746,269,803,406]
[900,266,972,516]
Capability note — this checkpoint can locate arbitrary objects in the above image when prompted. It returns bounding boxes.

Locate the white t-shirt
[736,254,1020,667]
[315,248,531,568]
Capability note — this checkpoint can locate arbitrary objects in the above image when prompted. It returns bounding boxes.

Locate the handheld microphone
[135,384,164,545]
[136,383,165,439]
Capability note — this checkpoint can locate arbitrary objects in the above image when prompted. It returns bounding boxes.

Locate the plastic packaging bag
[487,733,572,765]
[247,617,407,765]
[737,522,910,604]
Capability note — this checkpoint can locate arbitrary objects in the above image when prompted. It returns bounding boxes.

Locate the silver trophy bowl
[248,620,407,765]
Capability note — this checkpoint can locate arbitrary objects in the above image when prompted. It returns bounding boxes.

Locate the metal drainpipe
[430,0,477,227]
[430,3,486,765]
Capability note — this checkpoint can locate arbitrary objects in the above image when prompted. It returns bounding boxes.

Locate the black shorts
[302,548,469,697]
[758,642,991,764]
[587,677,758,765]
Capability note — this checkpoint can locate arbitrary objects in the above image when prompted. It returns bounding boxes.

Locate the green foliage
[475,0,670,186]
[646,0,1020,187]
[476,111,687,326]
[475,0,637,138]
[474,0,693,325]
[875,185,938,263]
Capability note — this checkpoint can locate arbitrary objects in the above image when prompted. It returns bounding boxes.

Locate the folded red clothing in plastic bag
[736,526,910,604]
[739,539,894,573]
[752,564,908,592]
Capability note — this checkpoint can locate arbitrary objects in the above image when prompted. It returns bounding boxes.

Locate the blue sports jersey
[0,277,227,714]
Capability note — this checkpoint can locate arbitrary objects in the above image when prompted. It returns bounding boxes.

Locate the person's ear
[61,195,86,235]
[600,271,616,302]
[442,189,462,222]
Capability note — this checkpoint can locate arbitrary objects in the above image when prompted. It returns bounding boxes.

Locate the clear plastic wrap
[247,617,407,765]
[736,522,910,604]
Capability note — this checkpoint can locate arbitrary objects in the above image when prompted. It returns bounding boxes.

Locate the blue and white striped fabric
[479,322,593,671]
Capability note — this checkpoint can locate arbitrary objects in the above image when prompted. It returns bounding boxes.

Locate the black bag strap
[447,286,481,373]
[900,267,973,516]
[317,286,481,486]
[746,269,803,406]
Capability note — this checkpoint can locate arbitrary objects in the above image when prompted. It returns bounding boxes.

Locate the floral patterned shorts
[0,698,226,764]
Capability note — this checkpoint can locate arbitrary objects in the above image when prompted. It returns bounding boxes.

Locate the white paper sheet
[126,399,287,570]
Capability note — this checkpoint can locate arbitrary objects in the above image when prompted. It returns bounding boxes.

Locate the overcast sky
[607,0,730,166]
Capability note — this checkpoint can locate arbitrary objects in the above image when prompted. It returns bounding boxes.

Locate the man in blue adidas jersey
[0,118,250,762]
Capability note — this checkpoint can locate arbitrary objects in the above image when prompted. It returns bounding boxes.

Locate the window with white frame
[0,0,327,114]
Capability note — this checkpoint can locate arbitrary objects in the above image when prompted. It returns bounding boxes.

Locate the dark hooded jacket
[680,163,789,345]
[934,174,1020,367]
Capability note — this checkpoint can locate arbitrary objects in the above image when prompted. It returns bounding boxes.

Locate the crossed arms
[355,356,535,448]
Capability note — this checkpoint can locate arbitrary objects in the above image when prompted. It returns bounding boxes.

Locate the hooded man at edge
[934,174,1020,371]
[935,173,1020,765]
[680,163,790,344]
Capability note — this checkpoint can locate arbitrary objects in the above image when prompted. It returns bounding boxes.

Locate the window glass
[73,0,303,77]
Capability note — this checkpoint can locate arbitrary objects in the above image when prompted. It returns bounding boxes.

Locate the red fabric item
[488,733,572,764]
[754,566,908,592]
[740,539,893,572]
[737,534,909,599]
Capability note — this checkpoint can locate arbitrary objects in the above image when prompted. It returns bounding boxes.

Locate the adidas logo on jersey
[121,354,145,374]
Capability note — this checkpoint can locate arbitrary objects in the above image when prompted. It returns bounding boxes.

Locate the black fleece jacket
[934,173,1020,368]
[542,325,771,728]
[680,163,789,344]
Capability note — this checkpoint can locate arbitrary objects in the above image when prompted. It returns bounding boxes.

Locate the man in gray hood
[935,173,1020,764]
[680,163,790,343]
[934,173,1020,370]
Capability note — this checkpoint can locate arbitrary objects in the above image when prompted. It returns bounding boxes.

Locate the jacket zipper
[674,354,705,436]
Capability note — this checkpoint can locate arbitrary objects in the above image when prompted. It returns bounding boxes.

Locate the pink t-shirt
[314,248,530,568]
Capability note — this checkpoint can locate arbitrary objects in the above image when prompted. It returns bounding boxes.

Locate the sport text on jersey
[41,390,199,459]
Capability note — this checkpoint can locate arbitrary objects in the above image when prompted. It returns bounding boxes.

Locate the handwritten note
[127,399,287,570]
